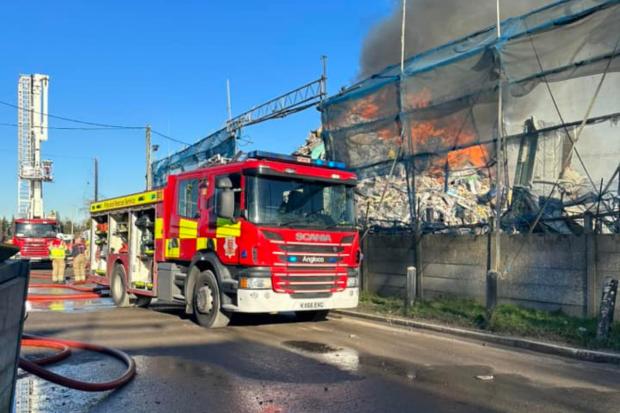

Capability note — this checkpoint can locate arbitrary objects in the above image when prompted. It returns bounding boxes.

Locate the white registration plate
[298,301,326,310]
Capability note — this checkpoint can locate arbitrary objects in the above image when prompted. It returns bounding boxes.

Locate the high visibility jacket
[49,242,66,259]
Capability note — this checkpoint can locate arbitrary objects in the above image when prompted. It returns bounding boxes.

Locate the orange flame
[407,88,432,109]
[404,87,488,174]
[331,86,489,174]
[410,117,488,175]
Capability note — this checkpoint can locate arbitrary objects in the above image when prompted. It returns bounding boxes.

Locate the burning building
[320,0,620,234]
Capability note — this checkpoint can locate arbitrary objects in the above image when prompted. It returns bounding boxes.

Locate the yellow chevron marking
[155,218,163,239]
[216,218,241,238]
[179,219,198,239]
[196,237,208,250]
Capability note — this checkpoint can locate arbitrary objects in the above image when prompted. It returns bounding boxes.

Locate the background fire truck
[11,218,60,262]
[89,152,360,328]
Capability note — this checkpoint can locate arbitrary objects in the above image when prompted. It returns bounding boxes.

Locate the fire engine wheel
[295,310,330,322]
[111,264,130,308]
[192,270,230,328]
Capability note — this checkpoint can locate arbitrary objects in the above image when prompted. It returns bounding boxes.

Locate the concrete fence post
[414,231,423,299]
[405,266,416,310]
[585,233,599,317]
[486,271,498,312]
[596,277,618,340]
[486,231,499,314]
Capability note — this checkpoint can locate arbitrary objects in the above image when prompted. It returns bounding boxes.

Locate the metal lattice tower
[16,77,31,217]
[17,74,53,219]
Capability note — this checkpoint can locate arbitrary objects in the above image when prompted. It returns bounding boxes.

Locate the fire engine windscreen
[15,223,59,238]
[321,0,620,231]
[246,176,356,228]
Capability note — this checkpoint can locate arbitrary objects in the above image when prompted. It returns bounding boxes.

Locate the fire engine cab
[89,152,360,327]
[11,218,60,262]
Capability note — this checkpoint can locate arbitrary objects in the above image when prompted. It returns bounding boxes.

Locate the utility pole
[94,157,99,201]
[494,0,504,260]
[146,125,152,190]
[320,55,328,100]
[400,0,422,299]
[488,0,504,312]
[226,80,233,121]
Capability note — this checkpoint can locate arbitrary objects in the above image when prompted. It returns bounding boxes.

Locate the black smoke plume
[360,0,552,77]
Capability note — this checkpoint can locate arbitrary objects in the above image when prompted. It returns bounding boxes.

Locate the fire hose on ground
[19,281,136,392]
[27,282,101,301]
[19,334,136,391]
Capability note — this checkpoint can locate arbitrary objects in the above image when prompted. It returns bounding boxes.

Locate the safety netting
[151,128,236,188]
[321,0,620,233]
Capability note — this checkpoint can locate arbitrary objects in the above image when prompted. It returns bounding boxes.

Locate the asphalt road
[18,271,620,413]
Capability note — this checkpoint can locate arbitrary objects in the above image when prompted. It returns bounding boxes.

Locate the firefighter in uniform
[49,236,67,283]
[71,236,86,283]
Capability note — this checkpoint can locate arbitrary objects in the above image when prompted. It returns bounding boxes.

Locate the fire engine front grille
[285,275,335,283]
[272,272,346,295]
[269,239,350,296]
[20,244,48,256]
[275,264,340,271]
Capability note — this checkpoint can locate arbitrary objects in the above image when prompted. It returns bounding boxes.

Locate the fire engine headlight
[239,277,272,290]
[346,276,359,288]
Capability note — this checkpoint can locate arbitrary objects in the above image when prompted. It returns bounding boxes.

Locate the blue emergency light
[248,151,347,170]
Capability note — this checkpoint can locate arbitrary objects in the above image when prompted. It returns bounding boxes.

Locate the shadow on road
[149,302,317,327]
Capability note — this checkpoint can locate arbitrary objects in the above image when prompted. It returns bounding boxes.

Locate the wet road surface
[17,271,620,412]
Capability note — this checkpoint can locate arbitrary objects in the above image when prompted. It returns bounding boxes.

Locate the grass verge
[357,291,620,352]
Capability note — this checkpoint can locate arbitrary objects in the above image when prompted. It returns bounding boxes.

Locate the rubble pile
[556,168,589,197]
[417,169,493,228]
[355,170,411,226]
[293,129,494,232]
[293,129,325,159]
[355,164,494,230]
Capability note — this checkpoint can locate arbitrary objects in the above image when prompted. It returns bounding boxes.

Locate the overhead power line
[0,122,135,131]
[0,99,142,129]
[0,100,192,146]
[151,129,191,146]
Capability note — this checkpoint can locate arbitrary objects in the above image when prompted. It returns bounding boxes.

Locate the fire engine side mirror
[216,177,235,221]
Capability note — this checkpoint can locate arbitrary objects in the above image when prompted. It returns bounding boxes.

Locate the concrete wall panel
[362,232,620,319]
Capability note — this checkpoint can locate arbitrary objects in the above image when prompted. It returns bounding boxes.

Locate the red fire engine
[89,152,360,328]
[10,218,60,262]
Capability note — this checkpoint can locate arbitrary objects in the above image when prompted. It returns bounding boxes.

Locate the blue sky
[0,1,393,220]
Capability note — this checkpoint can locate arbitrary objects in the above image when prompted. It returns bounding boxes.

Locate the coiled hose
[19,334,136,392]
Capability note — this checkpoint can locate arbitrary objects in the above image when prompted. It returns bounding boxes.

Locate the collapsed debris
[355,167,411,227]
[293,129,325,159]
[294,116,618,234]
[418,168,493,230]
[355,163,493,231]
[294,133,494,232]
